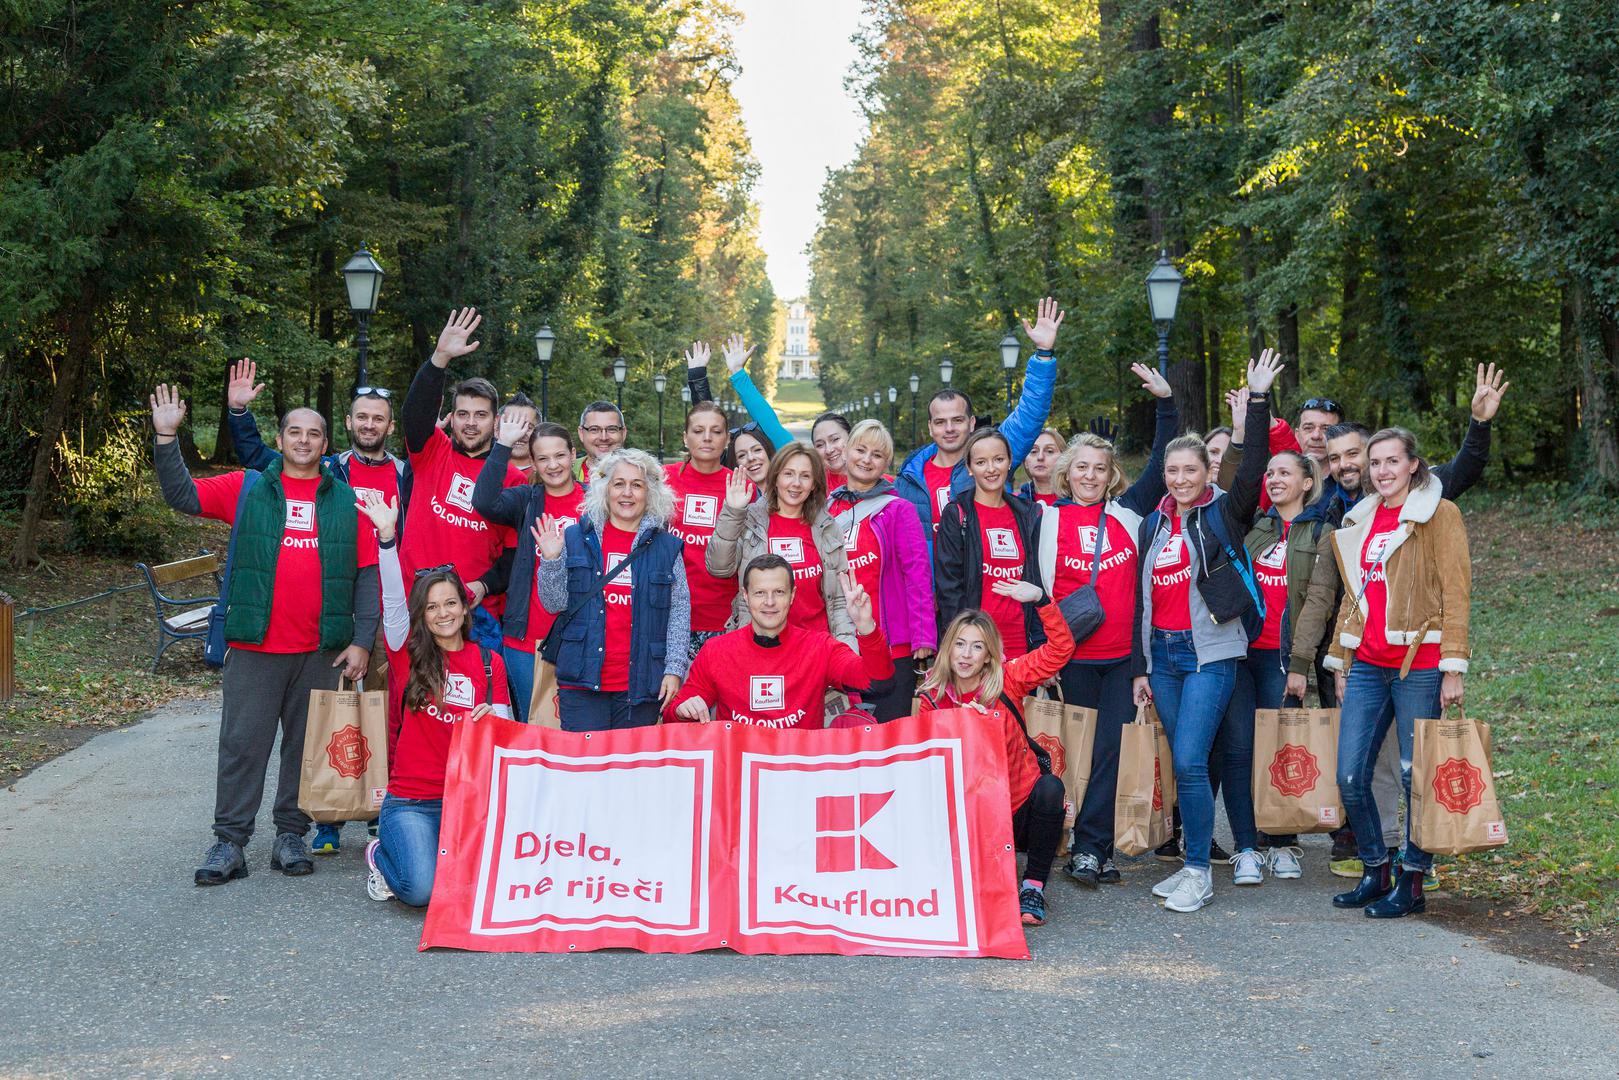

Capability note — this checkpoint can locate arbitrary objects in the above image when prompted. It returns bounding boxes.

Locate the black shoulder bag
[1057,506,1109,642]
[538,533,657,665]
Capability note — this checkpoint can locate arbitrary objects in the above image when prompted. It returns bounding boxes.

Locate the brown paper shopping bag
[1115,704,1175,856]
[299,680,389,822]
[1252,706,1344,833]
[1410,709,1508,855]
[528,655,563,730]
[1022,687,1099,818]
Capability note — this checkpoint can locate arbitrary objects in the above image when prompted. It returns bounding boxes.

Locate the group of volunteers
[149,294,1508,931]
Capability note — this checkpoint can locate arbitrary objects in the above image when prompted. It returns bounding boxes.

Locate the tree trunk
[1367,179,1432,413]
[1206,320,1224,428]
[1175,308,1209,433]
[1571,276,1619,490]
[210,362,237,465]
[1275,303,1300,400]
[11,282,95,566]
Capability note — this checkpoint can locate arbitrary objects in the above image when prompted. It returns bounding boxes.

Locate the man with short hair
[896,297,1063,534]
[401,307,526,650]
[1295,396,1344,465]
[576,400,627,482]
[667,555,893,729]
[150,384,379,887]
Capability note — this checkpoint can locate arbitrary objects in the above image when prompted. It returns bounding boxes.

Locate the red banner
[420,711,1029,959]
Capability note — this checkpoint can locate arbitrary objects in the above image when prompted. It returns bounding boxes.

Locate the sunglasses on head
[1301,397,1341,416]
[413,563,456,579]
[352,386,394,401]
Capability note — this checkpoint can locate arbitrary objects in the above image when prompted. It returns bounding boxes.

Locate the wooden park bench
[135,552,221,672]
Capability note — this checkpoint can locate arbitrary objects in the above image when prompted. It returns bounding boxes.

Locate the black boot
[1332,860,1391,908]
[1366,869,1426,919]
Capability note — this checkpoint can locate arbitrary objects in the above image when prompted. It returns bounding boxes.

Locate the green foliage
[57,418,201,559]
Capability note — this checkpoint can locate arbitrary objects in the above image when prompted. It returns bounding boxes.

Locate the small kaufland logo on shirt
[1154,535,1183,569]
[605,551,635,586]
[352,486,384,507]
[769,537,805,563]
[443,673,475,709]
[1074,524,1112,556]
[1256,541,1287,570]
[935,486,951,513]
[844,521,861,552]
[285,500,315,532]
[750,675,785,712]
[684,494,718,528]
[1365,531,1399,562]
[986,527,1018,560]
[446,473,477,512]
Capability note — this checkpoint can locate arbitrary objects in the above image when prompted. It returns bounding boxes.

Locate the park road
[2,695,1617,1079]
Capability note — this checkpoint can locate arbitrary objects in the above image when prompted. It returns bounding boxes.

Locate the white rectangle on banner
[470,747,713,936]
[737,739,977,951]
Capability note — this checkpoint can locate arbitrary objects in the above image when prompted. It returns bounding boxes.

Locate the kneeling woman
[359,491,513,906]
[916,581,1075,927]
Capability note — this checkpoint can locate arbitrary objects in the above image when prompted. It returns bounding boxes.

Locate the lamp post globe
[533,324,556,420]
[340,246,384,389]
[1146,249,1184,375]
[653,371,668,462]
[939,357,954,386]
[908,373,920,449]
[999,331,1019,409]
[612,355,627,412]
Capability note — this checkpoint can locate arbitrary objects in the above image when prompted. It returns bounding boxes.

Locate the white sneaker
[1269,846,1304,880]
[365,838,394,902]
[1230,847,1265,886]
[1163,867,1214,912]
[1152,866,1191,899]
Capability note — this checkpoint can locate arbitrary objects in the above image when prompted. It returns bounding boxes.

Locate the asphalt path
[2,695,1616,1079]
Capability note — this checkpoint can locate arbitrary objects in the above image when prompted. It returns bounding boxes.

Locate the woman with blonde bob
[708,442,855,646]
[917,587,1075,927]
[1039,362,1176,888]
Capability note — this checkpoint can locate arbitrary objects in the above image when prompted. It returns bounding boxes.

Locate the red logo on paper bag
[325,724,370,778]
[1151,758,1164,812]
[1433,757,1485,814]
[815,792,897,872]
[1033,733,1066,779]
[1269,744,1321,798]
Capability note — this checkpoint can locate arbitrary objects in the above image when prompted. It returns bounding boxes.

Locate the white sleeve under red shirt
[667,624,894,729]
[1252,521,1290,651]
[664,462,735,634]
[400,427,523,605]
[974,500,1028,657]
[922,458,954,530]
[1150,513,1194,632]
[1356,502,1440,670]
[386,637,512,800]
[501,484,585,655]
[1050,502,1139,661]
[767,513,827,635]
[193,471,378,653]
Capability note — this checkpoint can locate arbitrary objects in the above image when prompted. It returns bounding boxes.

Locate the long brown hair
[403,568,472,712]
[765,443,828,522]
[918,609,1006,707]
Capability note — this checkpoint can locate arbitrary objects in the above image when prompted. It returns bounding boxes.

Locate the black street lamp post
[908,373,920,449]
[612,356,627,413]
[653,371,668,462]
[939,357,954,388]
[999,332,1020,410]
[533,324,556,420]
[1146,249,1185,376]
[887,385,898,432]
[340,246,384,390]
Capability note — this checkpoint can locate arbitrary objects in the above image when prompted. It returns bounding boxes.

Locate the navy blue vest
[553,520,682,704]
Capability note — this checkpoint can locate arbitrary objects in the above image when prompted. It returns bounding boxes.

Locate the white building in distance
[778,300,820,381]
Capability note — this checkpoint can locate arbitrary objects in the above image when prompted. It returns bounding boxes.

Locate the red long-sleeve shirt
[667,624,894,729]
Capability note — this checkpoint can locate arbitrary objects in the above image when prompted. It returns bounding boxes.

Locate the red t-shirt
[768,513,826,634]
[843,511,885,641]
[1150,514,1195,632]
[826,470,848,492]
[401,428,524,612]
[193,471,378,653]
[923,458,955,529]
[1357,503,1440,670]
[975,501,1027,657]
[599,524,638,693]
[1253,521,1290,651]
[1050,502,1139,661]
[827,490,857,516]
[344,456,401,544]
[1031,490,1057,507]
[386,639,511,800]
[669,625,893,729]
[501,484,585,654]
[665,462,734,633]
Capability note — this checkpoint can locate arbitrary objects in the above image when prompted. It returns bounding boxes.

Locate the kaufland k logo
[285,500,315,532]
[769,537,805,563]
[1154,535,1184,569]
[986,527,1019,560]
[443,673,475,709]
[1256,541,1287,570]
[1074,524,1112,556]
[684,494,718,528]
[749,675,785,712]
[446,473,477,511]
[814,792,897,872]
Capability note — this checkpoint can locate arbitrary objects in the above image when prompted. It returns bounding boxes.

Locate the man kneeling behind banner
[420,713,1030,959]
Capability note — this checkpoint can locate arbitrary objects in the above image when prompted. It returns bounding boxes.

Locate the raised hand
[724,466,754,510]
[1470,362,1511,423]
[497,410,533,449]
[149,384,188,437]
[990,577,1044,605]
[684,340,712,371]
[840,571,876,635]
[226,359,265,411]
[1246,347,1285,395]
[531,514,566,560]
[430,307,483,368]
[720,333,755,376]
[675,695,711,723]
[1225,386,1247,441]
[1087,415,1117,443]
[354,490,400,543]
[1020,296,1066,353]
[1131,361,1172,400]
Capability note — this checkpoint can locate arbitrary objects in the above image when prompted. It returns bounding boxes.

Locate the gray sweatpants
[214,648,341,846]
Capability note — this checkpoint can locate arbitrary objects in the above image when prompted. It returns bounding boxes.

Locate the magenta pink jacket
[833,481,937,654]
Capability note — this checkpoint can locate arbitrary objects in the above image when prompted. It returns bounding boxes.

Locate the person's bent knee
[391,872,435,908]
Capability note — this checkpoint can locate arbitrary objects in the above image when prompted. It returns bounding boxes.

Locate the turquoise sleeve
[728,369,798,451]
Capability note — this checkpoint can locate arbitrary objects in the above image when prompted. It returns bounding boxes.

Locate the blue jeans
[1338,662,1441,873]
[558,688,660,731]
[504,643,535,725]
[1221,648,1290,851]
[1060,657,1134,861]
[1148,630,1238,870]
[375,795,443,907]
[470,605,503,652]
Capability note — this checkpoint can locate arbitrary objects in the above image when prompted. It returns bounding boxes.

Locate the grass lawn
[769,379,828,426]
[0,499,1612,956]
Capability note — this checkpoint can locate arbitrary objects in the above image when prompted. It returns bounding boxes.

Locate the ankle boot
[1366,869,1426,919]
[1332,860,1391,908]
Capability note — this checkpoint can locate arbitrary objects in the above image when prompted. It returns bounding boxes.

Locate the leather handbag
[1057,506,1109,642]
